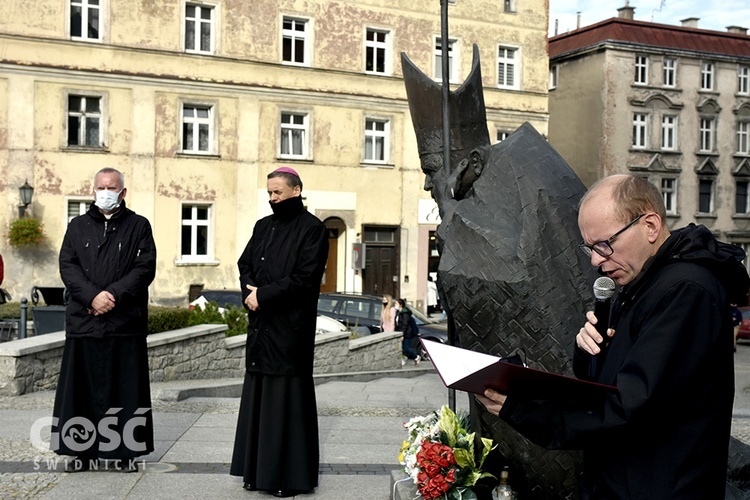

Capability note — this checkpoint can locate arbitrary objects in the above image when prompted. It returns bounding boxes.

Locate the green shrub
[7,217,46,248]
[187,302,248,337]
[0,302,21,319]
[147,306,191,334]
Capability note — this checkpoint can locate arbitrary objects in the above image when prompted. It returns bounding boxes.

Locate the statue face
[420,152,444,194]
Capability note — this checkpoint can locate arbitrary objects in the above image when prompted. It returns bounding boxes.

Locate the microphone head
[593,276,616,300]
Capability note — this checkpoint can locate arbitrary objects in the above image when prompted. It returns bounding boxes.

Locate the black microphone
[590,276,615,379]
[593,276,616,346]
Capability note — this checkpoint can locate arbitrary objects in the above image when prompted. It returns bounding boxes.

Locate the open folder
[421,339,617,399]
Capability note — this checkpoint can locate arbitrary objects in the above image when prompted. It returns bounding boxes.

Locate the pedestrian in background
[380,294,396,332]
[396,298,420,366]
[231,167,328,498]
[53,167,156,472]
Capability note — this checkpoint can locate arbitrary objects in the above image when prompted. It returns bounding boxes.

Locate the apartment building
[0,0,549,306]
[548,5,750,262]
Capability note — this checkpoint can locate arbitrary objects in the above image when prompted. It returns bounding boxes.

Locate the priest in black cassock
[231,166,328,498]
[53,167,156,472]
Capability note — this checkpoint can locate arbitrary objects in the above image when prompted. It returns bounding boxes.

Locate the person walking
[230,167,329,498]
[53,167,157,472]
[396,298,420,366]
[380,294,396,332]
[478,175,749,498]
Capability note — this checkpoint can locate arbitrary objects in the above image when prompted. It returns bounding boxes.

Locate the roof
[549,17,750,60]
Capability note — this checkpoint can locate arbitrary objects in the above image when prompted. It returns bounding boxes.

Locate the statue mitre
[401,44,490,164]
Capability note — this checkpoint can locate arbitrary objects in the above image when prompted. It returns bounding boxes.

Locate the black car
[317,292,448,358]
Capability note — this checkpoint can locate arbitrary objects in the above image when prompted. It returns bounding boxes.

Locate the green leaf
[439,405,460,447]
[453,447,474,469]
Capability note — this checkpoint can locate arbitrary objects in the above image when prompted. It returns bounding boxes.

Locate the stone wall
[0,325,402,396]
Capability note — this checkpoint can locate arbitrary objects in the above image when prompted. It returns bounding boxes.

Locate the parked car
[190,289,350,334]
[738,307,750,340]
[317,292,448,358]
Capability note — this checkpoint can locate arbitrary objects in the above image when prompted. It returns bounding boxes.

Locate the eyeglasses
[578,214,645,258]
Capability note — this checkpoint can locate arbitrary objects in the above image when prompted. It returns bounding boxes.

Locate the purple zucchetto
[273,167,300,178]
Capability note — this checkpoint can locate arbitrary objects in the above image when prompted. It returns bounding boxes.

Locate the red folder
[421,339,617,399]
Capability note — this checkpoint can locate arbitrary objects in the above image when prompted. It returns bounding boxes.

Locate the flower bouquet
[399,405,496,500]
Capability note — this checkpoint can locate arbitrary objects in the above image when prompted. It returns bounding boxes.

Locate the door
[363,245,397,298]
[320,228,339,293]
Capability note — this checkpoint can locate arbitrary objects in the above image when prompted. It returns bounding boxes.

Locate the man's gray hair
[94,168,125,189]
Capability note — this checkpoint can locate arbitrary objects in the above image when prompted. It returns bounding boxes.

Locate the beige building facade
[0,0,549,308]
[549,5,750,264]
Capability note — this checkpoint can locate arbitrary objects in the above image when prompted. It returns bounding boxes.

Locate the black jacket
[500,224,749,499]
[238,196,328,376]
[396,309,419,339]
[59,201,156,338]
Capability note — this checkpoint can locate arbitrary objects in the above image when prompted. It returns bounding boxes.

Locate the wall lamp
[18,180,34,217]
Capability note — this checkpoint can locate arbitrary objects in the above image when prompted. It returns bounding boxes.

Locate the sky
[548,0,750,37]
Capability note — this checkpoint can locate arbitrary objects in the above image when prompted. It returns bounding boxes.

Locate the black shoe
[243,483,257,491]
[63,457,91,472]
[272,491,296,498]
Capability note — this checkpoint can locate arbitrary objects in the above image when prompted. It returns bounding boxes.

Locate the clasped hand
[90,291,115,316]
[245,284,259,311]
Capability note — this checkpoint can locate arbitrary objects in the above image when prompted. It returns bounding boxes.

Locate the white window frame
[736,180,750,215]
[698,178,714,214]
[634,55,648,85]
[503,0,517,13]
[661,115,678,151]
[433,37,459,83]
[67,198,92,223]
[663,58,676,88]
[69,0,104,42]
[281,16,311,66]
[701,61,714,91]
[549,64,559,90]
[632,113,648,149]
[497,45,520,90]
[661,178,678,215]
[180,102,215,154]
[739,121,750,155]
[497,130,510,143]
[279,111,310,159]
[66,92,107,149]
[364,27,391,75]
[179,203,215,263]
[363,117,390,164]
[699,117,716,153]
[739,65,750,95]
[184,2,216,54]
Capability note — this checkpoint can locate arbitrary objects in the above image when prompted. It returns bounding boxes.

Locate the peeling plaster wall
[0,0,550,307]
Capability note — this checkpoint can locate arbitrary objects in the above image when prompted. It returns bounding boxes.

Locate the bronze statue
[403,45,597,498]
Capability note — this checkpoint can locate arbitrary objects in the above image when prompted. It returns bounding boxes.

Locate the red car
[738,307,750,340]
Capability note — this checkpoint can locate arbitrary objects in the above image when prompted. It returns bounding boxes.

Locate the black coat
[238,196,328,376]
[59,201,156,338]
[500,224,749,499]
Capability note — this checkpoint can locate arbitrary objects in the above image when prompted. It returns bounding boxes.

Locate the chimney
[554,19,559,36]
[727,26,749,35]
[617,4,635,20]
[576,12,581,29]
[680,17,699,28]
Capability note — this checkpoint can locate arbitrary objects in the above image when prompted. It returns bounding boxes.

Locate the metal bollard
[19,297,27,339]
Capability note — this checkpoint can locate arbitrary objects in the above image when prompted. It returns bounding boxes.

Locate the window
[364,118,389,163]
[365,28,390,75]
[661,178,677,215]
[661,115,678,151]
[740,65,750,95]
[280,112,309,158]
[181,204,212,260]
[634,55,648,85]
[70,0,101,40]
[434,37,458,82]
[181,104,213,153]
[503,0,517,12]
[549,65,558,89]
[497,130,510,143]
[497,46,519,89]
[282,17,310,66]
[67,94,102,147]
[67,199,92,223]
[698,178,714,213]
[185,3,214,53]
[663,58,676,87]
[739,121,750,155]
[701,62,714,91]
[632,113,648,149]
[737,180,750,214]
[699,117,716,153]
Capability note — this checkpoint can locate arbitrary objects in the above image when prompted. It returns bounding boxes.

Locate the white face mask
[94,189,122,212]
